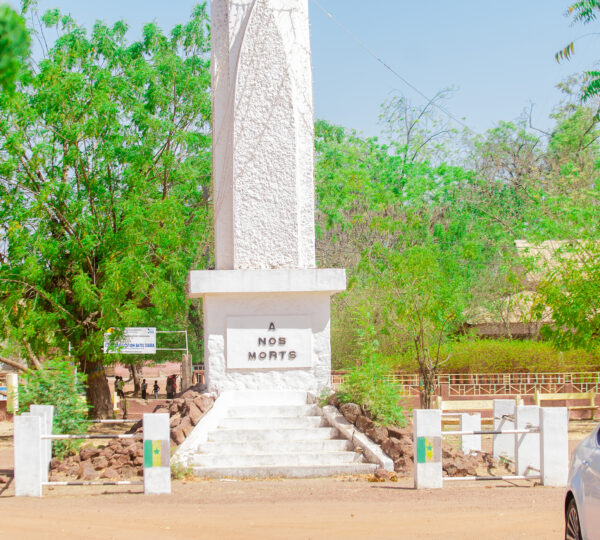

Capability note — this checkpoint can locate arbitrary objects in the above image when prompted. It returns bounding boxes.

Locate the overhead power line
[310,0,472,132]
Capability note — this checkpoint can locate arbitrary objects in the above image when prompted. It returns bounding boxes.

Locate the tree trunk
[0,355,28,372]
[128,363,142,397]
[418,364,437,409]
[23,341,43,369]
[80,356,113,419]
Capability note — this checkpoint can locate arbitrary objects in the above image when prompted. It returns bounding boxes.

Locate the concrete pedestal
[515,406,540,477]
[189,269,345,394]
[143,414,171,495]
[414,409,443,489]
[460,413,481,454]
[29,405,54,483]
[540,407,568,486]
[14,414,43,497]
[493,399,516,461]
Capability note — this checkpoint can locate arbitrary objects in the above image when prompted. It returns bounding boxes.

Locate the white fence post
[143,413,171,495]
[493,399,516,461]
[460,413,481,454]
[515,406,540,477]
[7,373,18,414]
[414,409,443,489]
[540,407,569,487]
[29,405,54,483]
[14,414,43,497]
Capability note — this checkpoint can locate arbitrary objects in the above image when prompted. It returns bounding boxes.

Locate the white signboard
[226,316,312,370]
[103,327,157,355]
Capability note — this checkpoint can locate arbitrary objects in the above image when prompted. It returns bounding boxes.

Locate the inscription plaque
[226,316,312,370]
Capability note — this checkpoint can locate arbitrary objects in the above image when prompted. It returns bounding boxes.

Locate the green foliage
[534,242,600,351]
[393,339,600,373]
[338,358,408,427]
[170,461,194,480]
[0,5,213,415]
[317,78,600,384]
[338,311,407,426]
[0,5,30,93]
[556,1,600,100]
[18,358,90,458]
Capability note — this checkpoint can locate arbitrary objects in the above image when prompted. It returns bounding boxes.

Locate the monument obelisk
[188,0,345,394]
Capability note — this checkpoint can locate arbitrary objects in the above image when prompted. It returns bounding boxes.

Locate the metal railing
[330,371,600,396]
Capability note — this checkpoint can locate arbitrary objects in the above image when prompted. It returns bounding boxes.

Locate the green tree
[0,6,212,417]
[0,4,29,93]
[556,1,600,100]
[357,234,481,408]
[533,240,600,351]
[314,112,514,378]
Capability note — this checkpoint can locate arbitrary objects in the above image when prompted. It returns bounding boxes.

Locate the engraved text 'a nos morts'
[226,316,312,369]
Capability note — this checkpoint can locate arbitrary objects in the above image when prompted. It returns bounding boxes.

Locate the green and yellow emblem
[416,436,441,464]
[144,439,170,468]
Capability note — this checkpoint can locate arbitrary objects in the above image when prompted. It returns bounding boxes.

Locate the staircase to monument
[189,392,378,478]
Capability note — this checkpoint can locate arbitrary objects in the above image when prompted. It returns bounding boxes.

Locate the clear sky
[13,0,600,137]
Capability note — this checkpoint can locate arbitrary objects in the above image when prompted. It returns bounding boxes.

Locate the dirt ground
[0,420,595,539]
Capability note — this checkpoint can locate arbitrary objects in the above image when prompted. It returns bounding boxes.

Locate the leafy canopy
[0,5,30,93]
[556,1,600,100]
[0,5,213,415]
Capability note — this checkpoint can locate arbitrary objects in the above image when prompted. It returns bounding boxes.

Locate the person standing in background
[166,375,174,399]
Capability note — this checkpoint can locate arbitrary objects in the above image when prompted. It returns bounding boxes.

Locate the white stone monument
[188,0,345,394]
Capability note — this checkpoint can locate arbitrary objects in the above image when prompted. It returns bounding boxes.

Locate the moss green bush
[338,357,408,426]
[337,310,408,425]
[391,339,600,373]
[18,358,90,458]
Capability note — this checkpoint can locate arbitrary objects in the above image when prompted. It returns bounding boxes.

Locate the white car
[566,421,600,540]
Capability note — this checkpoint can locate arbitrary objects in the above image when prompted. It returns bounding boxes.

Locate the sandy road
[0,419,585,539]
[0,476,564,540]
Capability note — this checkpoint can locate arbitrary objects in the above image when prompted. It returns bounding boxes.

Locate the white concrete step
[183,391,380,479]
[197,439,351,455]
[192,451,364,468]
[223,391,309,406]
[218,416,324,430]
[207,427,339,443]
[226,405,321,418]
[191,463,378,479]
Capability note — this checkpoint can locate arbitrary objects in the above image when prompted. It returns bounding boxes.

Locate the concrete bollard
[143,413,171,495]
[493,399,516,461]
[414,409,443,489]
[515,406,540,477]
[460,413,481,454]
[29,405,54,483]
[14,414,43,497]
[540,407,569,487]
[7,373,18,414]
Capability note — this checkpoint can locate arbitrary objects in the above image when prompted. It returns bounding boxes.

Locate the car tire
[565,498,583,540]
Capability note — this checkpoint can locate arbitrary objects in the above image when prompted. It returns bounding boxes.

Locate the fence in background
[331,371,600,396]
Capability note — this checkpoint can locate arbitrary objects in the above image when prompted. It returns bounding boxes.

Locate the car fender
[567,430,597,540]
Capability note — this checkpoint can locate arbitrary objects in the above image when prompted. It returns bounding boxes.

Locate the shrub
[18,358,90,458]
[390,339,600,374]
[338,357,408,426]
[338,310,408,426]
